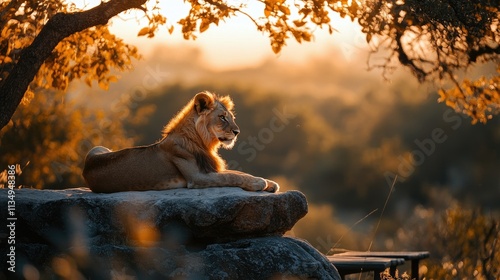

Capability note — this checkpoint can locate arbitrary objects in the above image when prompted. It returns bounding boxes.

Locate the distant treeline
[1,81,498,229]
[128,83,500,224]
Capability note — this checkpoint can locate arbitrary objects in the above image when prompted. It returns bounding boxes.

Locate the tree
[0,0,499,130]
[0,88,138,189]
[352,1,500,124]
[397,205,499,279]
[0,0,145,131]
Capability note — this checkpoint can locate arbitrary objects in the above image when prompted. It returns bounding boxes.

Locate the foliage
[0,0,140,100]
[439,65,500,124]
[380,269,410,280]
[176,0,317,53]
[397,205,499,280]
[348,0,500,123]
[0,89,135,189]
[169,0,500,123]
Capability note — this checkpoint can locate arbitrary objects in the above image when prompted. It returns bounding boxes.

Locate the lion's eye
[220,115,228,122]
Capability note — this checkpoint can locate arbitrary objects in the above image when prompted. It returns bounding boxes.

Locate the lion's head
[162,92,240,152]
[193,92,239,149]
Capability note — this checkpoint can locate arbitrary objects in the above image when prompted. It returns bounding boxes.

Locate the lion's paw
[246,177,267,191]
[264,179,280,193]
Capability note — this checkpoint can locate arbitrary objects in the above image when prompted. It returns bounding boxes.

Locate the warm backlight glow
[68,0,366,70]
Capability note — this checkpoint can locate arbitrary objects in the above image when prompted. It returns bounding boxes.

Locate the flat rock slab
[0,187,308,246]
[0,188,341,280]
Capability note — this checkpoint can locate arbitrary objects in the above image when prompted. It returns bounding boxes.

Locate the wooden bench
[333,251,430,280]
[328,256,405,280]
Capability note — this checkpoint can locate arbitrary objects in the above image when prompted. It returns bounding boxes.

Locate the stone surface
[1,187,308,245]
[0,187,341,279]
[10,237,340,279]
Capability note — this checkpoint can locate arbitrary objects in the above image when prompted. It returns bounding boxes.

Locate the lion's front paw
[264,179,280,193]
[245,177,267,191]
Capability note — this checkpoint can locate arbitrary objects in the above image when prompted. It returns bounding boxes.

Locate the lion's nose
[232,129,240,136]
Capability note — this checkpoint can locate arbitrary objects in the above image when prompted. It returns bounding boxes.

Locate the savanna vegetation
[1,0,499,279]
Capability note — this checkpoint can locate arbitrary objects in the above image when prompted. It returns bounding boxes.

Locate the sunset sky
[71,0,368,70]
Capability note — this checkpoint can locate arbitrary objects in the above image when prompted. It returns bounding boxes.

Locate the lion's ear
[194,92,215,115]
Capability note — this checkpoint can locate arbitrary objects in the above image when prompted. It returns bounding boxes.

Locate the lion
[82,91,279,193]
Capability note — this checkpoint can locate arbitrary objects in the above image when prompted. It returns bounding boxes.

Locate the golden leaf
[366,33,372,43]
[445,99,456,108]
[13,41,23,49]
[302,32,312,42]
[437,89,447,102]
[264,8,271,18]
[1,26,10,38]
[85,77,93,87]
[293,20,306,27]
[279,5,290,15]
[137,27,150,37]
[271,43,281,54]
[108,75,118,83]
[98,80,109,90]
[21,88,35,106]
[200,20,210,33]
[2,56,12,63]
[85,36,94,45]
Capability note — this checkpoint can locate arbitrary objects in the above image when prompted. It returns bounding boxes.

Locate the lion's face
[194,92,240,149]
[208,103,240,149]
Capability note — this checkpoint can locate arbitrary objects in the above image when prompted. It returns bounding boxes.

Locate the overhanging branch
[395,32,428,82]
[469,45,500,63]
[0,0,147,131]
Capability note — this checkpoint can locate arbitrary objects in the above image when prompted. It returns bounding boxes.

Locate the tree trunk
[0,0,147,131]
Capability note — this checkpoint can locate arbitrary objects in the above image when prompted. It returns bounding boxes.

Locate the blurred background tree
[395,204,499,279]
[0,0,499,129]
[0,88,141,189]
[351,1,500,123]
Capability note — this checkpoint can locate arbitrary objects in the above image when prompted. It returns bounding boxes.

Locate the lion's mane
[160,92,235,173]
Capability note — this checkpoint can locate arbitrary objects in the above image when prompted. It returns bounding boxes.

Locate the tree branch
[469,45,500,63]
[395,31,428,82]
[0,0,147,131]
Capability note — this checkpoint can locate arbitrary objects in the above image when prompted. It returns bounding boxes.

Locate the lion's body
[82,144,187,192]
[82,92,279,193]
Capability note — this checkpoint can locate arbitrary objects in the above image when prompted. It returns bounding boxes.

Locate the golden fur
[83,91,279,193]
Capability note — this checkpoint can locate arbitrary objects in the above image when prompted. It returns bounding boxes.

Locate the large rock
[1,187,307,245]
[0,187,340,279]
[10,237,340,279]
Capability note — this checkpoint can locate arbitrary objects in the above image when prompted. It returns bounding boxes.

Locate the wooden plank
[335,251,430,260]
[328,257,405,270]
[328,256,405,280]
[333,251,430,280]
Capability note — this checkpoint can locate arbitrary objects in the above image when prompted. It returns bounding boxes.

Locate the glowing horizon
[69,0,367,70]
